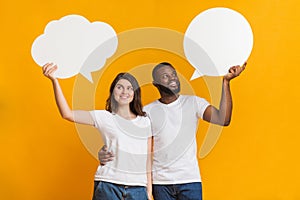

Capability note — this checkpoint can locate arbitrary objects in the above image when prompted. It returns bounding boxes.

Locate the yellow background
[1,0,300,199]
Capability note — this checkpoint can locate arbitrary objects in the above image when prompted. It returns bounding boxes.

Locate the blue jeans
[152,182,202,200]
[92,181,148,200]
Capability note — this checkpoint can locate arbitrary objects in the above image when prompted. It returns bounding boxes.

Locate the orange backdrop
[1,0,300,199]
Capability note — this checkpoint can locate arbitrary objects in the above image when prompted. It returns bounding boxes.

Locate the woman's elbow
[62,114,74,122]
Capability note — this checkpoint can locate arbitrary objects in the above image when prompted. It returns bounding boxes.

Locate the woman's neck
[115,106,136,120]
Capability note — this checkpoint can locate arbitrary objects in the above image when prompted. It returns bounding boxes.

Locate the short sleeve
[194,96,210,119]
[89,110,99,128]
[143,105,155,137]
[89,110,108,129]
[145,116,153,138]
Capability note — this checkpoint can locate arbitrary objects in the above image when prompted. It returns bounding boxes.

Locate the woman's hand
[42,63,58,81]
[98,145,115,165]
[147,190,152,200]
[146,179,152,200]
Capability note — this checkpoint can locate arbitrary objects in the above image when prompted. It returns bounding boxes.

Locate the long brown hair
[105,73,146,116]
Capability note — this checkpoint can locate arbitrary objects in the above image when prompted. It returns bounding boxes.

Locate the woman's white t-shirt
[90,110,151,186]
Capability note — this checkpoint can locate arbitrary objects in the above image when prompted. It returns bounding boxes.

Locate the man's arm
[202,62,246,126]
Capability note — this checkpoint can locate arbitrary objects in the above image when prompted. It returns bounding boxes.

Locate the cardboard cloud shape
[31,14,118,82]
[184,7,253,80]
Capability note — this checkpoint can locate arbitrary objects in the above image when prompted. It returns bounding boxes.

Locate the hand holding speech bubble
[184,7,253,80]
[31,14,118,83]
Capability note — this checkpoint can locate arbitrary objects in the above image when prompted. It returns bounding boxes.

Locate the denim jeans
[152,182,202,200]
[92,181,148,200]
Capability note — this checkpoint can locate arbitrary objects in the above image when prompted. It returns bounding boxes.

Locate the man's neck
[159,93,179,104]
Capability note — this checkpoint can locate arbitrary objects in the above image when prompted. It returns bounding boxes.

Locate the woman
[42,63,152,200]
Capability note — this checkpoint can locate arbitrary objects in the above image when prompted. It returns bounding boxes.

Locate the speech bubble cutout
[184,7,253,80]
[31,14,118,82]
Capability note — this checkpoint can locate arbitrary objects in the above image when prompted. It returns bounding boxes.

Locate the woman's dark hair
[106,73,146,117]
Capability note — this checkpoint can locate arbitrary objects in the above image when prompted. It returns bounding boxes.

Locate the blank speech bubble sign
[184,7,253,80]
[31,15,118,82]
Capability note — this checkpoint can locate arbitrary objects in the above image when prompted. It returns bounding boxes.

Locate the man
[99,62,246,200]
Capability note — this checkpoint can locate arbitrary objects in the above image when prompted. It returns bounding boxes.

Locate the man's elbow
[223,121,230,126]
[216,118,231,126]
[222,119,231,126]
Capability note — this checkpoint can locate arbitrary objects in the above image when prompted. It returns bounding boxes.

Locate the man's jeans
[153,182,202,200]
[92,181,148,200]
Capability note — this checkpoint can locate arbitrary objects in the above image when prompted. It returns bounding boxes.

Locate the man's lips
[169,81,177,87]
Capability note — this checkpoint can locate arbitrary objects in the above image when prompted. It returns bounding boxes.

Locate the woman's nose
[122,88,129,94]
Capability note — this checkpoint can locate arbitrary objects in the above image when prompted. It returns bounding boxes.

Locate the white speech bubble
[31,14,118,82]
[184,7,253,80]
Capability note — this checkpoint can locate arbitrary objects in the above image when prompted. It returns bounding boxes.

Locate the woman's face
[113,78,134,106]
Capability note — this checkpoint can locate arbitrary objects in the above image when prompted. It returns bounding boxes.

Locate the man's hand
[98,145,114,166]
[223,62,247,82]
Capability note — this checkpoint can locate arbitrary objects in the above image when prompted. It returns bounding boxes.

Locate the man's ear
[152,81,159,87]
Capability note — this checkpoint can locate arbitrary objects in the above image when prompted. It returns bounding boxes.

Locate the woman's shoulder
[135,114,151,126]
[91,110,113,118]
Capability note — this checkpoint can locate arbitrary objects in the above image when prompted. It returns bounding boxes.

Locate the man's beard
[156,82,181,96]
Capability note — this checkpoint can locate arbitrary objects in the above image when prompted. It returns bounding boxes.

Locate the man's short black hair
[152,62,175,81]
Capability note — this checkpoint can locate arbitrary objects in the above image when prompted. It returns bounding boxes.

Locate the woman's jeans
[92,181,148,200]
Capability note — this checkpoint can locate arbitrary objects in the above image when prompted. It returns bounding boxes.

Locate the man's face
[154,65,181,95]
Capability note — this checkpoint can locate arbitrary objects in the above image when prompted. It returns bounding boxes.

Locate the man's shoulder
[180,94,199,101]
[144,100,158,107]
[180,95,210,106]
[182,94,206,100]
[143,100,159,113]
[180,94,195,99]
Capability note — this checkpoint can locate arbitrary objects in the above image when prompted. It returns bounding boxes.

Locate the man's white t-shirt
[90,110,151,186]
[144,95,210,184]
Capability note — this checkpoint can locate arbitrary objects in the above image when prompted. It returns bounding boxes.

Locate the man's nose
[170,75,176,81]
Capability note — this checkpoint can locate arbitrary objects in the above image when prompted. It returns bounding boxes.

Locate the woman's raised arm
[42,63,94,126]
